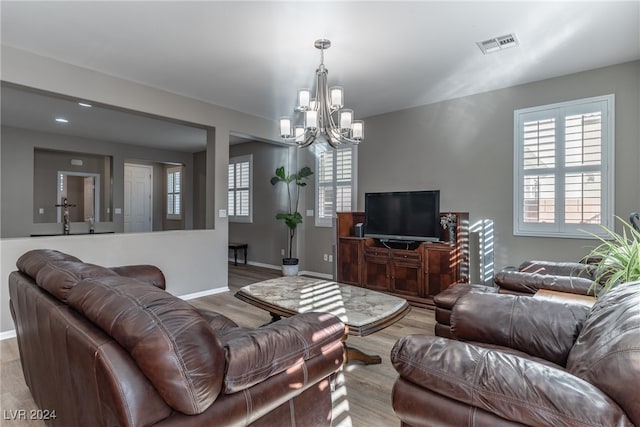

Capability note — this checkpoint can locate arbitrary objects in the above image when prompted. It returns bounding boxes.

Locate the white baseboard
[179,286,229,301]
[299,271,334,280]
[229,258,334,280]
[0,330,17,340]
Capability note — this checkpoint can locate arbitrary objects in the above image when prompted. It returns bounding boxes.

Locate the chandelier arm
[297,129,317,148]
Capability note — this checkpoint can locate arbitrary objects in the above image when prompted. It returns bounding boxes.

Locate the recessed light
[55,118,69,123]
[78,102,92,108]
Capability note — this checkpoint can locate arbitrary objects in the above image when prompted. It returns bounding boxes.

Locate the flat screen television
[364,190,440,242]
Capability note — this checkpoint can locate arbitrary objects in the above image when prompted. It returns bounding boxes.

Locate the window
[228,155,252,223]
[166,166,182,220]
[514,94,614,238]
[316,145,356,227]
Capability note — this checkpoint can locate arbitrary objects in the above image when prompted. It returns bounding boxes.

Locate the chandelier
[279,39,364,148]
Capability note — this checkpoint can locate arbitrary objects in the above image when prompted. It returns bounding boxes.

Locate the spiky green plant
[583,217,640,296]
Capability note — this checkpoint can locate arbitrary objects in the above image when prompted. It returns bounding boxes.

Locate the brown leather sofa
[434,260,600,337]
[9,249,346,427]
[391,280,640,426]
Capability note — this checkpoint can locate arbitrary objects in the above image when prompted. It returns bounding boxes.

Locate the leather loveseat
[391,280,640,426]
[434,260,600,338]
[9,249,346,427]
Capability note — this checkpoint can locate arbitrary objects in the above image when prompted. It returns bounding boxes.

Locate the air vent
[477,33,519,55]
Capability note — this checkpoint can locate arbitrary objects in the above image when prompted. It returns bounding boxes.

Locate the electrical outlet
[323,254,328,261]
[328,255,333,262]
[281,249,285,256]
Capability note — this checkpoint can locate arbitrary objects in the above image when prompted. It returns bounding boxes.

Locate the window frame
[315,144,357,228]
[513,94,615,238]
[228,154,253,223]
[166,165,182,220]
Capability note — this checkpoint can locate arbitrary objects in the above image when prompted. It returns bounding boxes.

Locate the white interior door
[124,163,152,233]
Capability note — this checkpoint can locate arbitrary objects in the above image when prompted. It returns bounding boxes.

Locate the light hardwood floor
[0,264,436,427]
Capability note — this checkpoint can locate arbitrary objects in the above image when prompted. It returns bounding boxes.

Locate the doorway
[124,163,153,232]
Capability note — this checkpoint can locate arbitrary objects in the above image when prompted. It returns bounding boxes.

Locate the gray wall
[357,60,640,271]
[300,148,334,275]
[228,141,290,266]
[1,126,195,237]
[1,45,282,333]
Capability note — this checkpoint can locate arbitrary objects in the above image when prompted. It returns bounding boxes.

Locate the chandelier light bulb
[305,110,318,129]
[351,121,364,141]
[297,89,311,111]
[279,117,292,138]
[340,109,353,131]
[330,87,344,109]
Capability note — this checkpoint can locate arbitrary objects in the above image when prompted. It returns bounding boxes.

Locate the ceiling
[1,1,639,150]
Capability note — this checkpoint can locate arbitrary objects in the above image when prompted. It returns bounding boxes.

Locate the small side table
[228,243,248,266]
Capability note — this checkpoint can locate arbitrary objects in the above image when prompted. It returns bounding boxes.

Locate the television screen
[364,190,440,242]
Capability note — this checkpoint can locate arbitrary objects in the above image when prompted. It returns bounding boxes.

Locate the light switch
[306,209,314,217]
[115,208,122,214]
[39,208,45,214]
[219,209,227,218]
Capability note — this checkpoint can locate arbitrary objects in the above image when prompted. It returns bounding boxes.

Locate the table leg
[233,249,238,266]
[344,344,382,365]
[341,332,382,365]
[243,246,247,264]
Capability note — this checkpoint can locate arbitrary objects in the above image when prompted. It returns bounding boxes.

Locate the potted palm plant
[270,165,313,276]
[583,216,640,296]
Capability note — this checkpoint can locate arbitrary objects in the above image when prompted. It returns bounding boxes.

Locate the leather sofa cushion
[452,292,589,366]
[67,276,225,415]
[35,260,118,302]
[17,249,81,279]
[518,260,596,279]
[495,270,597,295]
[391,335,633,427]
[110,264,166,289]
[567,280,640,425]
[222,312,345,394]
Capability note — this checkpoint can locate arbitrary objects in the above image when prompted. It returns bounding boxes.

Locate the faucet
[55,198,76,235]
[87,217,95,234]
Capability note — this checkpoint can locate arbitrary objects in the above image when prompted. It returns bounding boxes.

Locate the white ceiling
[1,1,639,150]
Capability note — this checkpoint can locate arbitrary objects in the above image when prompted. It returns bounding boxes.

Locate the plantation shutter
[514,95,613,238]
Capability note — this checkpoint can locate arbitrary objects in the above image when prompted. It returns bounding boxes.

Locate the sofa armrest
[391,335,631,427]
[223,312,345,394]
[495,270,597,295]
[451,292,589,365]
[110,265,166,289]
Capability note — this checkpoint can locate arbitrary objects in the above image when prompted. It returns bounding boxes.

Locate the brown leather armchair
[9,249,345,426]
[391,280,640,427]
[435,260,600,338]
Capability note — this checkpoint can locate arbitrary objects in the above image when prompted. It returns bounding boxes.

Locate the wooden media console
[336,212,469,307]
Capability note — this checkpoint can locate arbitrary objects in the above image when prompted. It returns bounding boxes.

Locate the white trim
[0,330,17,341]
[178,286,229,301]
[56,171,101,222]
[166,165,183,220]
[513,94,615,238]
[228,154,253,223]
[315,144,357,227]
[228,260,333,280]
[229,259,281,270]
[298,270,333,280]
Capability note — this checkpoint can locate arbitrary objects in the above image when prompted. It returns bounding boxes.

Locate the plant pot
[282,258,299,276]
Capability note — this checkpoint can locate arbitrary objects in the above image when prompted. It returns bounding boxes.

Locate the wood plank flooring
[0,264,436,427]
